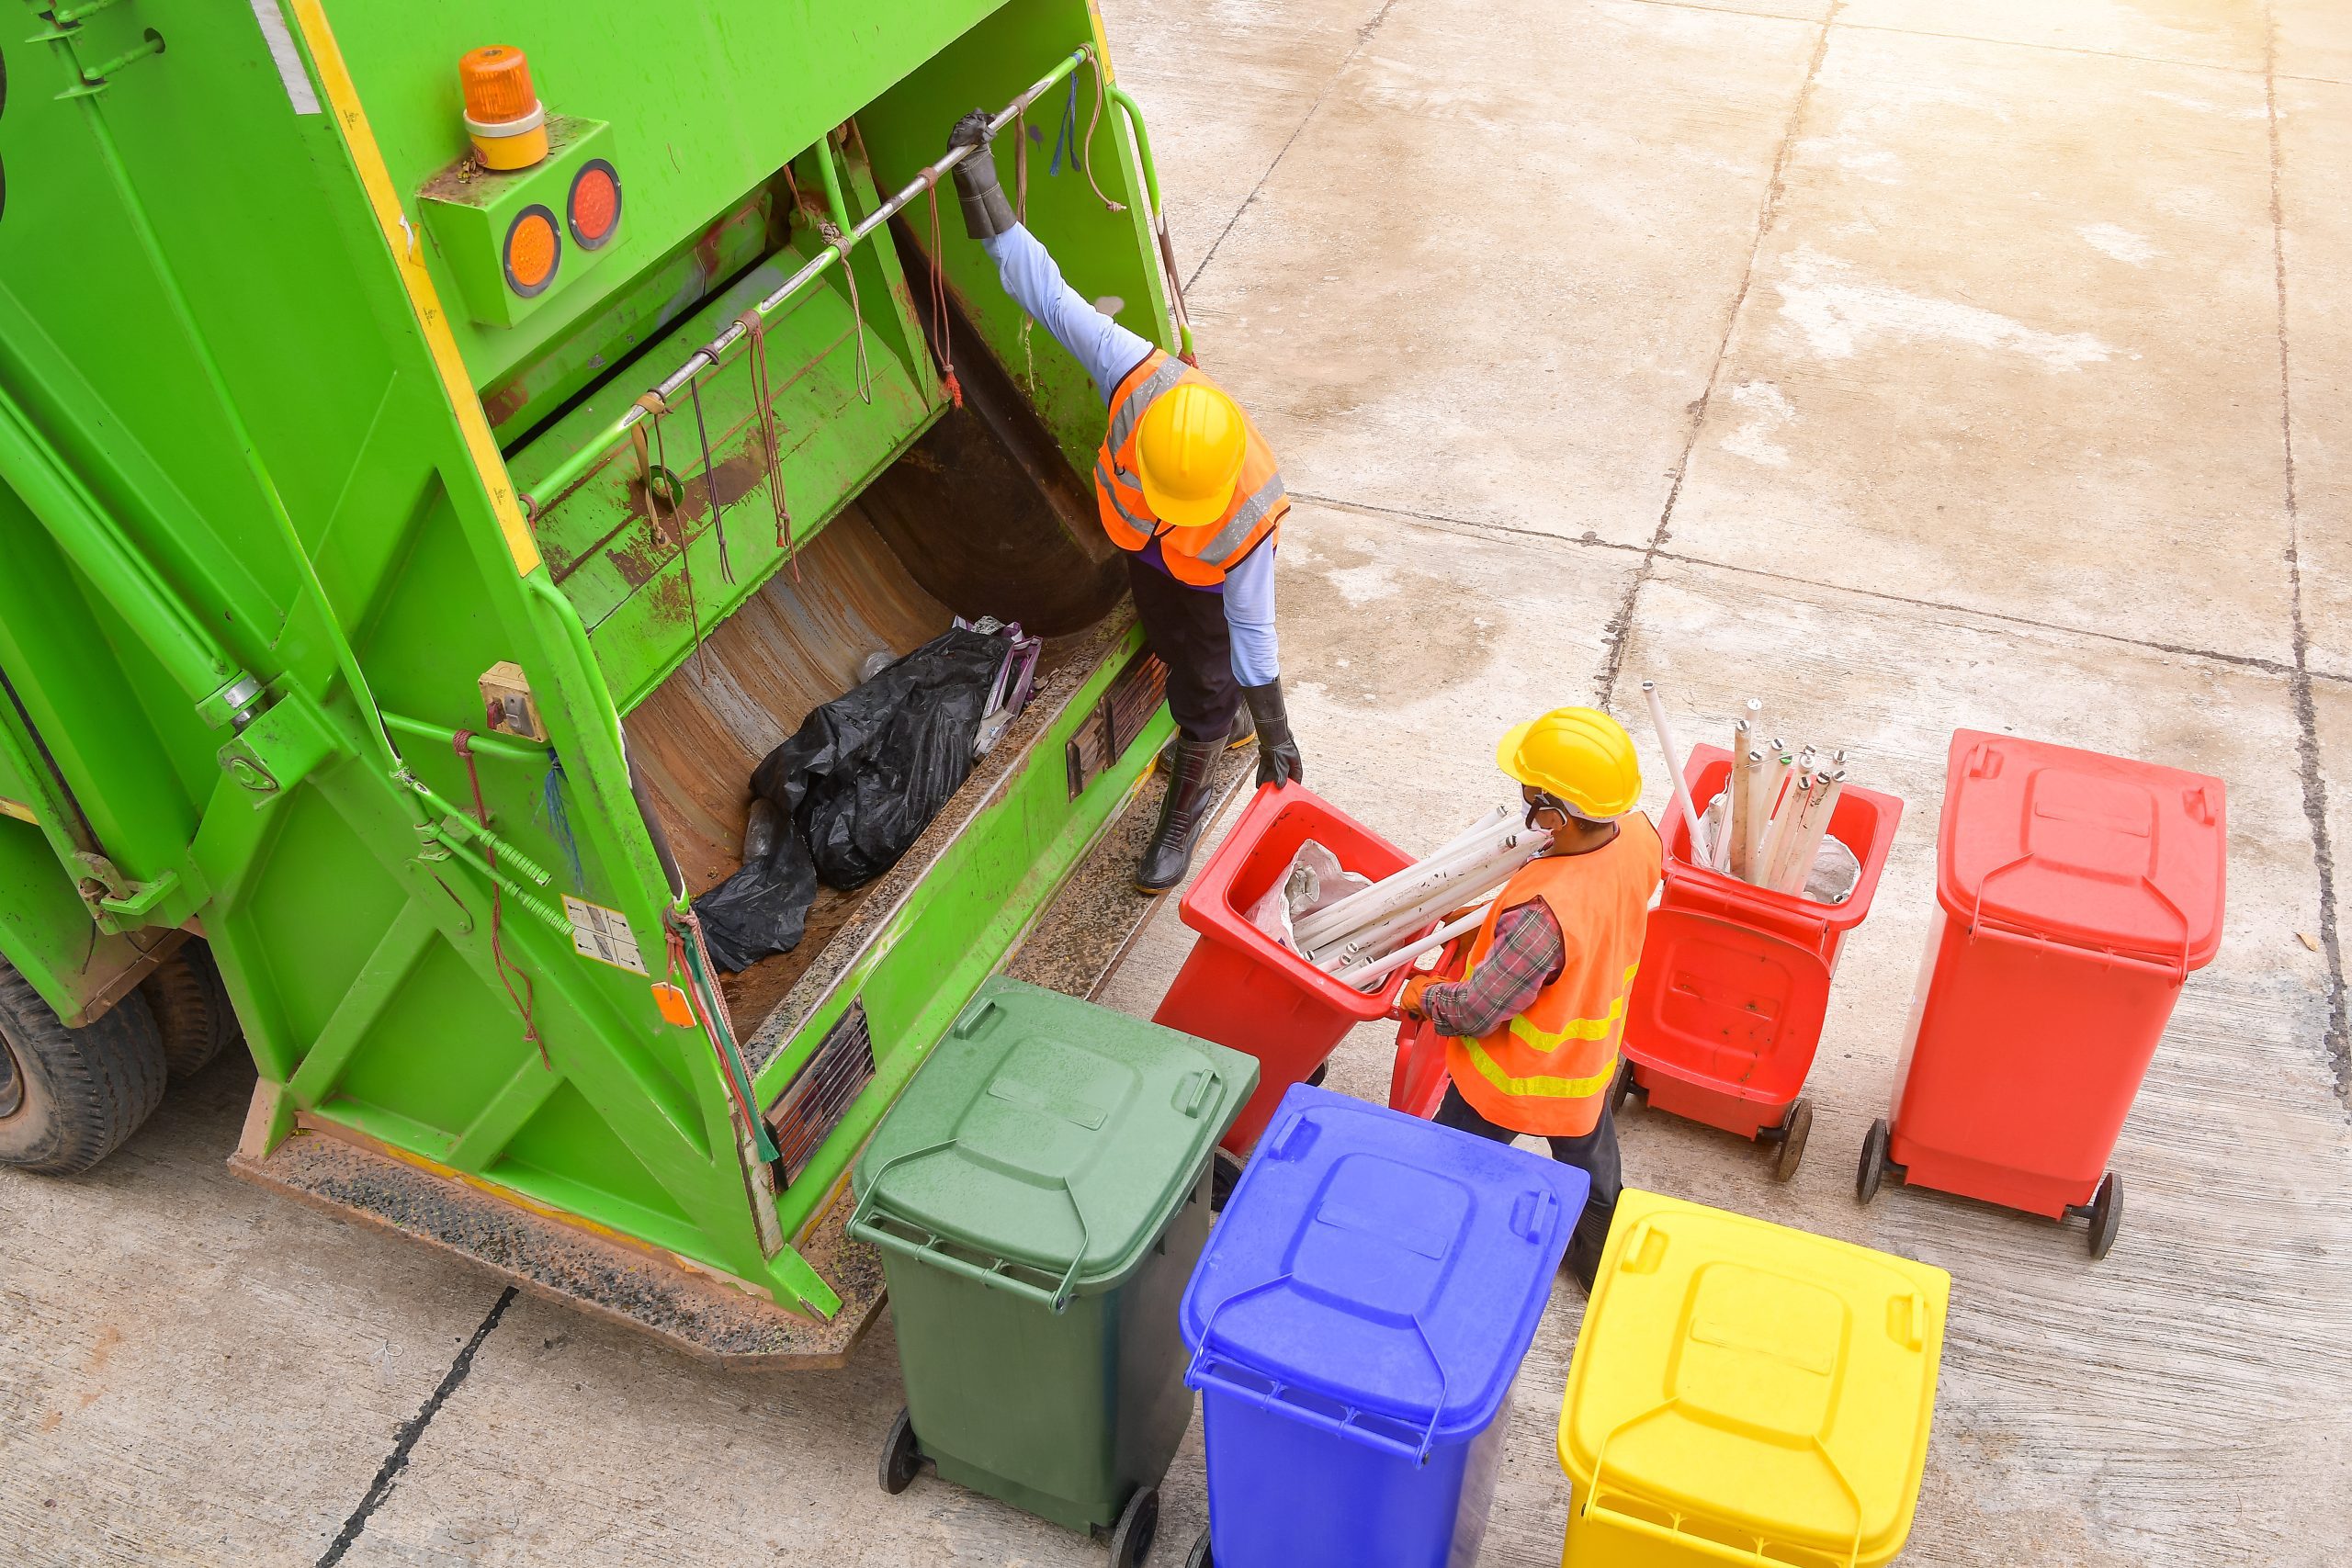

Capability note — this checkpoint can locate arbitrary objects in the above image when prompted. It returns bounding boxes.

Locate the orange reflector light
[568,159,622,249]
[459,45,537,126]
[650,982,698,1028]
[503,205,560,297]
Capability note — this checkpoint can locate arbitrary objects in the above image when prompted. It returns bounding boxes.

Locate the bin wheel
[1209,1146,1247,1213]
[1856,1118,1894,1204]
[1306,1061,1329,1089]
[2086,1172,2121,1261]
[1185,1527,1212,1568]
[1108,1485,1159,1568]
[877,1406,922,1495]
[1770,1099,1812,1184]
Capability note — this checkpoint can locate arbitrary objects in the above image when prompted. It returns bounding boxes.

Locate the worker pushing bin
[1615,744,1903,1179]
[1179,1085,1586,1568]
[1557,1190,1949,1568]
[1152,783,1422,1193]
[1857,731,2226,1259]
[854,978,1258,1567]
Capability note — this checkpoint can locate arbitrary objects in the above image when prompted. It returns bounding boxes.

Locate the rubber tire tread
[139,943,235,1080]
[0,962,166,1175]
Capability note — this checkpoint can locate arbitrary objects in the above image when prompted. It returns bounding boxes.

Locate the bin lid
[1623,911,1832,1104]
[1939,730,2226,967]
[1179,1086,1587,1447]
[1558,1190,1949,1563]
[851,979,1257,1297]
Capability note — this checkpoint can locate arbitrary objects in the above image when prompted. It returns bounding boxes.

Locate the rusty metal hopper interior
[624,279,1131,1031]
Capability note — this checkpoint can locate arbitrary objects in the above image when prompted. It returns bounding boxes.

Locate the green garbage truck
[0,0,1216,1364]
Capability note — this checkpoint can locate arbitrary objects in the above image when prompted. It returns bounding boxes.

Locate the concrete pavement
[6,1,2351,1562]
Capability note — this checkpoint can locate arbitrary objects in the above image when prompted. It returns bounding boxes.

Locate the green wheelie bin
[852,977,1257,1565]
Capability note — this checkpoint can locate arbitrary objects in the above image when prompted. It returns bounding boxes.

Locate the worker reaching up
[947,111,1300,892]
[1399,708,1663,1289]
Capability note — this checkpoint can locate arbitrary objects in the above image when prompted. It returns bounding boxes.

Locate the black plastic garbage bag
[693,626,1010,971]
[692,802,820,975]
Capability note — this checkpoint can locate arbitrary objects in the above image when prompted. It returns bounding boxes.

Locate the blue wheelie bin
[1178,1084,1586,1568]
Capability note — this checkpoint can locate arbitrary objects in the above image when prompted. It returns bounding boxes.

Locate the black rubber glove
[1241,679,1304,787]
[946,109,1016,241]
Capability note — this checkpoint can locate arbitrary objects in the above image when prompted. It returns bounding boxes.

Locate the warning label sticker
[564,897,648,975]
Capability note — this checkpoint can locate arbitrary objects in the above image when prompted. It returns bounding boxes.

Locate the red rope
[922,175,965,411]
[454,730,546,1067]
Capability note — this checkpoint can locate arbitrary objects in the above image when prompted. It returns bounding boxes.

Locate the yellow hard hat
[1136,381,1247,527]
[1496,707,1642,819]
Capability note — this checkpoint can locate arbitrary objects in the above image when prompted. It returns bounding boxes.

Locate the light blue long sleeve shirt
[980,225,1278,685]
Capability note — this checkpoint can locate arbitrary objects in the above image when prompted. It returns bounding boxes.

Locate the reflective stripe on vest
[1199,472,1288,561]
[1105,355,1187,455]
[1094,458,1154,533]
[1455,1038,1623,1103]
[1096,349,1285,586]
[1501,963,1639,1053]
[1441,822,1663,1138]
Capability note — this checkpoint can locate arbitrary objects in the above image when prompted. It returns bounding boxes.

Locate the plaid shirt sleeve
[1421,899,1566,1040]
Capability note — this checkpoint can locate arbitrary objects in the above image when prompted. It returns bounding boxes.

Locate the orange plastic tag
[650,982,697,1027]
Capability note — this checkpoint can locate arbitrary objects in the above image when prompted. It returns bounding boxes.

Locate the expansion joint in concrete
[316,1288,518,1567]
[1185,0,1402,292]
[1297,489,2315,682]
[2263,4,2350,1107]
[1598,1,1844,707]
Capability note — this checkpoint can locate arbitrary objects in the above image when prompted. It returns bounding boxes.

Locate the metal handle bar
[520,45,1096,513]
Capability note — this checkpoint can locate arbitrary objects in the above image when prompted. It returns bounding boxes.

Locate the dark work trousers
[1125,555,1240,742]
[1434,1083,1622,1284]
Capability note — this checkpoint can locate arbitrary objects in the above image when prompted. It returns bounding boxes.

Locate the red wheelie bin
[1387,939,1464,1123]
[1857,731,2226,1259]
[1657,744,1904,975]
[1614,744,1903,1178]
[1152,783,1421,1196]
[1613,910,1834,1180]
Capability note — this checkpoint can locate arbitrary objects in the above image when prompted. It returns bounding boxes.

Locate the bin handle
[1185,1274,1451,1467]
[1581,1404,1863,1568]
[1967,854,2193,981]
[1174,1067,1220,1119]
[848,1141,1094,1314]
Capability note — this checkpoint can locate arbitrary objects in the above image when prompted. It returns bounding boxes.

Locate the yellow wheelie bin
[1557,1191,1949,1567]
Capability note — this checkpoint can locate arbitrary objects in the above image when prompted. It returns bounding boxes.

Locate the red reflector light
[568,159,622,250]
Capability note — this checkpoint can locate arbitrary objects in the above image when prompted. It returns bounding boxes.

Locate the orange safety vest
[1444,815,1663,1138]
[1095,349,1287,587]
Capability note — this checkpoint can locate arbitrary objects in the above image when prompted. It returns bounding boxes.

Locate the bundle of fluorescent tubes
[1644,682,1849,897]
[1287,805,1552,992]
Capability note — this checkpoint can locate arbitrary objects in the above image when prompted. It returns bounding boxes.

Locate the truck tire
[138,942,237,1079]
[0,962,167,1175]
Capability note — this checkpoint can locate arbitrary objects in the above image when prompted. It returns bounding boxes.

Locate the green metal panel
[416,117,621,331]
[326,0,1009,389]
[0,0,1188,1333]
[505,140,944,711]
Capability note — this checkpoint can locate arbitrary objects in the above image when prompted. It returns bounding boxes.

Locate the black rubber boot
[1563,1231,1603,1294]
[1157,707,1253,773]
[1136,737,1223,892]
